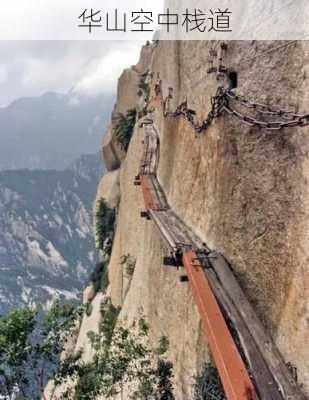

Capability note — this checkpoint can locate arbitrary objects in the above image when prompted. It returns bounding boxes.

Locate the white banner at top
[1,0,308,40]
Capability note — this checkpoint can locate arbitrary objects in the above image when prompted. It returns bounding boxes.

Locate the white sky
[0,41,144,106]
[0,0,164,40]
[0,0,307,41]
[1,0,308,105]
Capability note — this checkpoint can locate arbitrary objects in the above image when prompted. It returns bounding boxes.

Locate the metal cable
[240,0,300,37]
[239,35,309,66]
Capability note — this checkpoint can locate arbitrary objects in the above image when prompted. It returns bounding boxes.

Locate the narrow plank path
[134,116,306,400]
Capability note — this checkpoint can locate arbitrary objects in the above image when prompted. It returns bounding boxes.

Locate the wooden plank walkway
[136,115,306,400]
[208,253,305,400]
[182,250,257,400]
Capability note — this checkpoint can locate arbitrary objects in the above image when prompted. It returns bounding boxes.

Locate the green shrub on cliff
[95,198,116,257]
[90,261,109,294]
[76,322,174,399]
[114,108,137,152]
[193,363,225,400]
[138,72,150,103]
[120,254,136,277]
[71,301,175,400]
[85,301,93,317]
[98,297,121,348]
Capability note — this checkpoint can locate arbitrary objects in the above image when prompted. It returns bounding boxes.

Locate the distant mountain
[0,91,114,170]
[0,153,104,314]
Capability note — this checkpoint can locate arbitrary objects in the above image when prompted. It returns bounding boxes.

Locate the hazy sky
[0,41,143,106]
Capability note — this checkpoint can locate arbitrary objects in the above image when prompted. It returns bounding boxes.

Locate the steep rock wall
[85,40,309,398]
[102,43,153,171]
[152,40,309,394]
[106,122,209,398]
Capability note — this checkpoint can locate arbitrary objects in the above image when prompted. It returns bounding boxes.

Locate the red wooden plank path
[182,250,257,400]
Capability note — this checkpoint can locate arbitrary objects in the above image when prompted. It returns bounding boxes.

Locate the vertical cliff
[77,40,309,398]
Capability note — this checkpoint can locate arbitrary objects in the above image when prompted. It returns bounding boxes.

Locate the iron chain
[158,86,309,133]
[163,86,227,134]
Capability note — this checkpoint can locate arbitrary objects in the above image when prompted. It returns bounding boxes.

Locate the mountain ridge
[0,152,104,314]
[0,90,114,170]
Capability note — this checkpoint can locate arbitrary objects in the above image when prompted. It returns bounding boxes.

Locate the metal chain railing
[225,90,302,118]
[161,86,228,134]
[223,90,309,131]
[155,83,309,133]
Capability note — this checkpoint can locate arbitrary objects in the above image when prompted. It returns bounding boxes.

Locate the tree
[193,363,225,400]
[90,260,109,294]
[138,72,150,104]
[0,307,36,399]
[0,300,175,400]
[0,302,82,400]
[68,299,175,400]
[114,109,137,152]
[155,359,174,400]
[95,198,116,257]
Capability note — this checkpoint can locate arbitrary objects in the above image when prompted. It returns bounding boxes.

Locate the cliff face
[79,40,309,398]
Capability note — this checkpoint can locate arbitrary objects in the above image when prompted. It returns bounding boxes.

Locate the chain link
[224,90,309,131]
[225,90,302,119]
[156,85,309,133]
[161,86,227,134]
